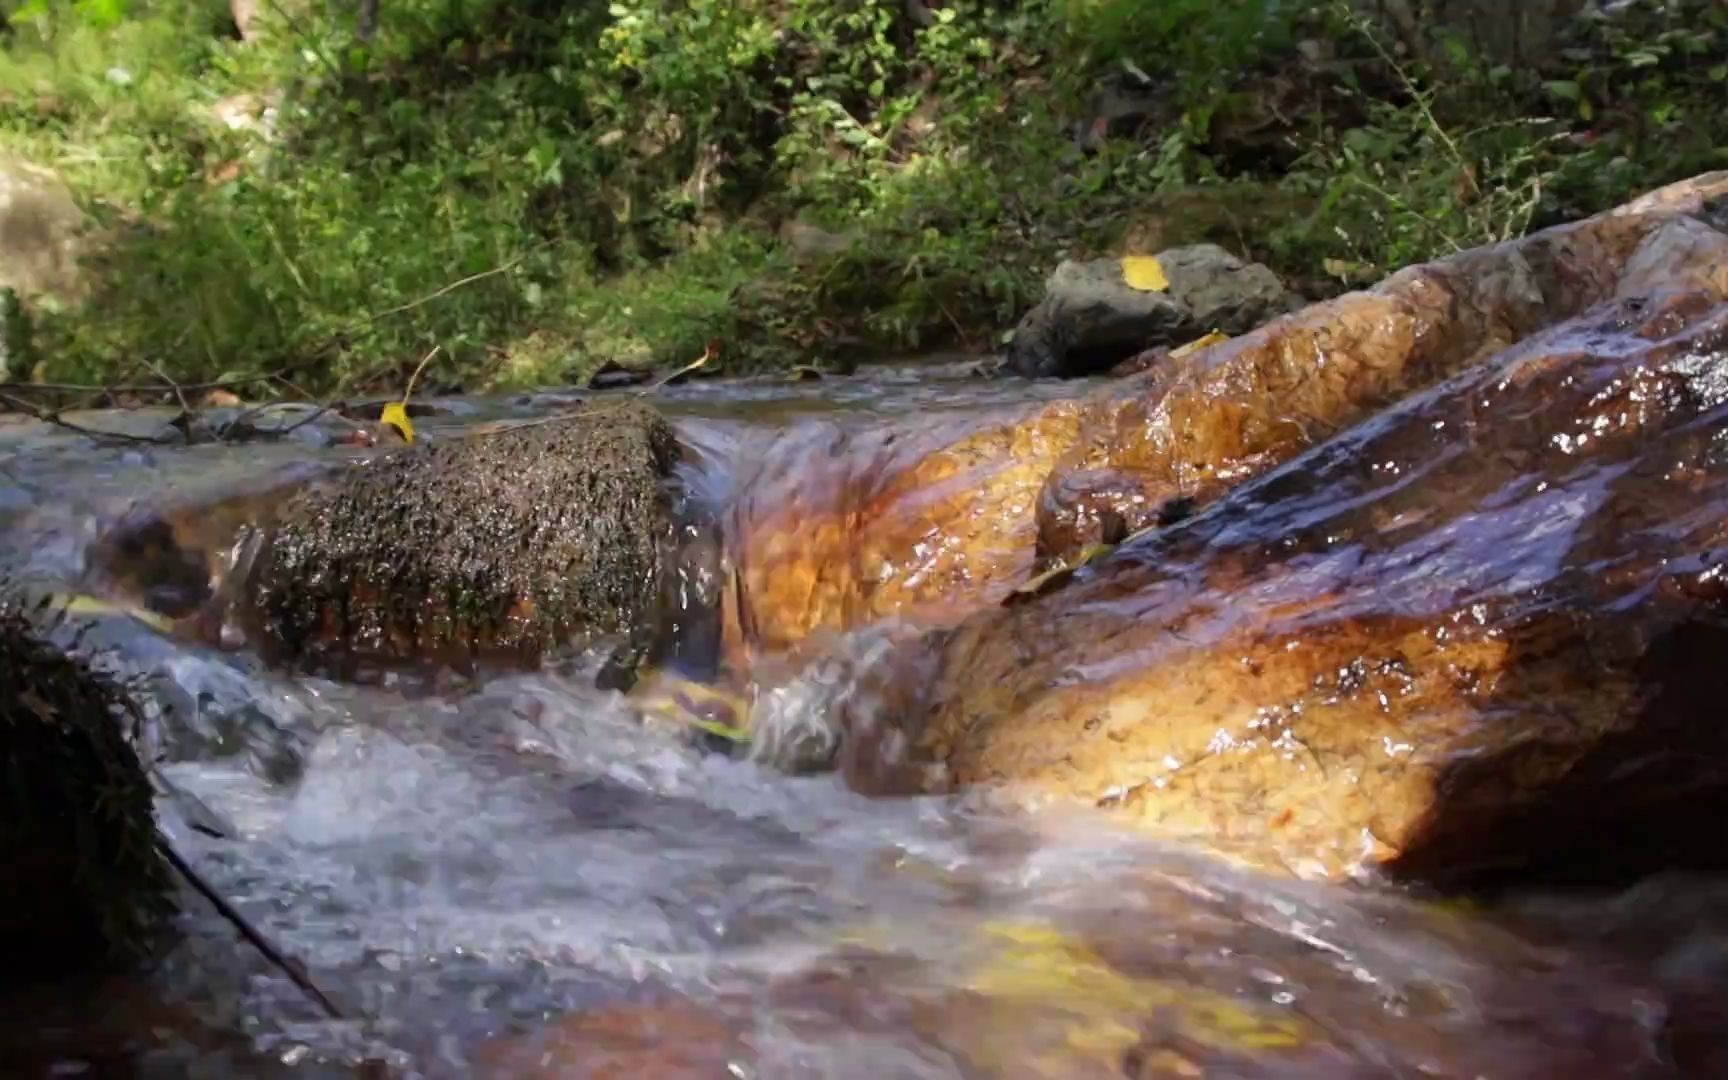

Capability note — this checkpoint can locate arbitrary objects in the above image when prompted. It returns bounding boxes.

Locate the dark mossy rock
[0,595,174,977]
[239,401,684,678]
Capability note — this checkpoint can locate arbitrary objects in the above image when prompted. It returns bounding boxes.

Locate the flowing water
[2,361,1726,1077]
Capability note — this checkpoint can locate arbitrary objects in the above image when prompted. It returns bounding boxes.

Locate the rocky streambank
[738,172,1728,887]
[69,171,1728,896]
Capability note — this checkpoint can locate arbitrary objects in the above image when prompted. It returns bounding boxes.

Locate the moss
[0,592,174,976]
[242,401,682,677]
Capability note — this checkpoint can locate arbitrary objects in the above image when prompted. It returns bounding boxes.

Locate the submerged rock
[729,172,1728,657]
[1004,245,1299,378]
[473,883,1676,1078]
[867,285,1728,887]
[0,594,173,973]
[238,402,682,678]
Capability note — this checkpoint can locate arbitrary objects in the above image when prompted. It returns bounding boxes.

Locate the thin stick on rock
[1,371,287,396]
[402,345,441,404]
[142,358,195,419]
[156,836,347,1022]
[0,390,178,445]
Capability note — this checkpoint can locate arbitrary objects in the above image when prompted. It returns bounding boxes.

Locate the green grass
[0,0,1721,396]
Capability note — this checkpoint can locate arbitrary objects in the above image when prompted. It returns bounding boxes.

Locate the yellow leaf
[629,673,752,743]
[1171,330,1229,358]
[380,401,415,444]
[688,716,752,743]
[1120,255,1169,292]
[56,594,175,634]
[1006,541,1117,605]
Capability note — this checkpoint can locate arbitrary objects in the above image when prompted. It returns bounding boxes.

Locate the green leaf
[1544,80,1581,101]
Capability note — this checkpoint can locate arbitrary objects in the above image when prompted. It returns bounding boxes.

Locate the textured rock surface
[727,404,1085,659]
[240,402,681,676]
[0,157,90,304]
[729,173,1728,658]
[1004,245,1300,378]
[868,285,1728,886]
[0,594,172,973]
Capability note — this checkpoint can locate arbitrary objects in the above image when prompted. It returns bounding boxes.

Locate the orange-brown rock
[727,403,1085,658]
[730,173,1728,656]
[860,285,1728,886]
[468,897,1682,1077]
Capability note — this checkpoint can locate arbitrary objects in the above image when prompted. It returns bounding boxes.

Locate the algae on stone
[242,401,682,676]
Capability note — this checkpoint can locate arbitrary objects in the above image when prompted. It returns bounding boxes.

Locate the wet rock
[1004,245,1299,378]
[474,998,752,1078]
[730,172,1728,658]
[0,593,173,974]
[727,404,1084,658]
[874,285,1728,887]
[239,402,682,678]
[474,887,1681,1078]
[1033,171,1728,569]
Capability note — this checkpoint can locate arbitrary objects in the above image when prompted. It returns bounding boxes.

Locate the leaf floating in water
[688,716,751,744]
[1120,255,1169,292]
[629,672,752,744]
[379,401,415,444]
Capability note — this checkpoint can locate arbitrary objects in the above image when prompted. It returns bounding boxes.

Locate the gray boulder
[1004,244,1299,378]
[0,156,91,306]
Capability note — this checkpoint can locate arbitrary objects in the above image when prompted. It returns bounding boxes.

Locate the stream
[3,361,1726,1077]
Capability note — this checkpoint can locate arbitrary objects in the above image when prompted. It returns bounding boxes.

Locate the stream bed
[3,363,1725,1077]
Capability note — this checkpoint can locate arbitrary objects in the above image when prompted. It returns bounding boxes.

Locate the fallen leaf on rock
[1007,542,1117,605]
[1121,255,1169,292]
[379,401,415,443]
[1171,330,1229,358]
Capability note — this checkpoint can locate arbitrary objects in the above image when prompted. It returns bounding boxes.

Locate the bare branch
[156,836,346,1021]
[0,390,178,446]
[1,371,288,396]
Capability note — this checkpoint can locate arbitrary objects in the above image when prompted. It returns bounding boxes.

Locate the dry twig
[0,390,177,445]
[156,836,346,1021]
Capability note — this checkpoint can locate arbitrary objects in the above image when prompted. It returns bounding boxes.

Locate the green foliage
[1268,0,1728,292]
[1539,0,1728,216]
[1269,7,1559,285]
[0,0,1721,391]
